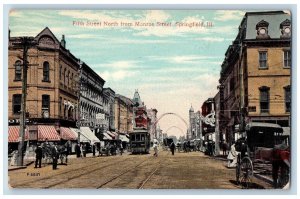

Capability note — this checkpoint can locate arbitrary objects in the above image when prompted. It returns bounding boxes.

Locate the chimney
[61,34,66,48]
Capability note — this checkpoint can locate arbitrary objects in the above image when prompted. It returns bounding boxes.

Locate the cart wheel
[277,163,290,188]
[236,154,241,184]
[240,157,253,189]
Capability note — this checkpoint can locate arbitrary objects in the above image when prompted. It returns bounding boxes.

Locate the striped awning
[38,125,60,141]
[60,127,77,141]
[107,131,116,139]
[103,132,113,140]
[8,126,29,143]
[80,127,100,144]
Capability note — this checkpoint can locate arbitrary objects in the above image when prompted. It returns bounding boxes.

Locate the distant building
[114,94,133,134]
[103,88,115,132]
[147,108,158,139]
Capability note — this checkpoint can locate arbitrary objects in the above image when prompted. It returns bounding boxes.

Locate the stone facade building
[218,11,291,144]
[103,88,115,132]
[79,62,105,135]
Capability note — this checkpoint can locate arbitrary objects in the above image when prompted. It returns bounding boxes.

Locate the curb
[8,161,34,171]
[254,173,273,185]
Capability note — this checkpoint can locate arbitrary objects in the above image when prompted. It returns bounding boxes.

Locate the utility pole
[16,37,35,166]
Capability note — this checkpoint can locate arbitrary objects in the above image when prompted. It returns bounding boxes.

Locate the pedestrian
[52,143,59,170]
[222,141,228,156]
[227,142,237,168]
[119,142,124,155]
[92,143,96,157]
[75,143,81,158]
[170,141,176,155]
[34,143,43,168]
[82,143,87,157]
[153,141,158,157]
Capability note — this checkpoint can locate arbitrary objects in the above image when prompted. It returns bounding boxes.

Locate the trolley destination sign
[7,9,291,191]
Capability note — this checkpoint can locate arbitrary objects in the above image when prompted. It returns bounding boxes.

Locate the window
[66,70,69,86]
[259,87,270,113]
[259,51,268,69]
[284,86,291,112]
[43,62,50,82]
[12,94,22,114]
[42,95,50,111]
[67,71,70,87]
[14,60,22,81]
[59,66,62,80]
[59,97,62,117]
[230,77,234,91]
[283,50,291,68]
[63,68,66,85]
[70,73,73,89]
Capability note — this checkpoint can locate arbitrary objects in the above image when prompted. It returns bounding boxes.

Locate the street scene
[9,150,272,189]
[7,10,291,190]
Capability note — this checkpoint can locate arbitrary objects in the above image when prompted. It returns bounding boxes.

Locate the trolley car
[130,129,151,154]
[235,122,290,189]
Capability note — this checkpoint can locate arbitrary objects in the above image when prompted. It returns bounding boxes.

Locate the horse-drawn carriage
[234,122,290,189]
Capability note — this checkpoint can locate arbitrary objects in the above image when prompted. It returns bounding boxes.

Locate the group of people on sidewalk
[34,140,71,170]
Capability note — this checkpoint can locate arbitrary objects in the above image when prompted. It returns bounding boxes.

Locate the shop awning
[107,131,116,139]
[103,132,113,140]
[70,128,89,143]
[80,127,100,144]
[8,126,29,143]
[119,134,129,142]
[60,127,77,141]
[38,125,61,141]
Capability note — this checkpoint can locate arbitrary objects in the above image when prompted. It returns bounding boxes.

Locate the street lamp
[76,59,83,143]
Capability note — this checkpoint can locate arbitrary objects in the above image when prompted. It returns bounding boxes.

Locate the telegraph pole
[16,37,31,166]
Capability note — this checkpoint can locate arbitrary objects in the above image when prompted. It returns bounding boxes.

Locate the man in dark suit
[34,143,43,168]
[52,143,59,170]
[170,141,176,155]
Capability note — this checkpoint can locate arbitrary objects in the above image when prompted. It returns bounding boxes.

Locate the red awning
[60,127,77,141]
[38,125,60,141]
[8,126,29,143]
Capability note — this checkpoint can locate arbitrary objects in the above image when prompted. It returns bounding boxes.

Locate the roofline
[245,11,286,16]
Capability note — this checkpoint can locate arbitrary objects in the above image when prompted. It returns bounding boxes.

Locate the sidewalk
[8,161,34,171]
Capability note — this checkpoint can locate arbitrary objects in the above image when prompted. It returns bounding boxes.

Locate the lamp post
[76,60,83,143]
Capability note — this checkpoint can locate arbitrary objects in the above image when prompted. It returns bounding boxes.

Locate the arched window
[63,68,66,85]
[14,60,22,81]
[59,65,62,80]
[43,61,50,82]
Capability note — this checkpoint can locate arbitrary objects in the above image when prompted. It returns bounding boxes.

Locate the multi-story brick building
[9,27,80,143]
[218,11,291,144]
[114,94,133,134]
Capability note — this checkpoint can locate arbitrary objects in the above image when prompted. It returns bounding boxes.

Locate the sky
[9,10,245,138]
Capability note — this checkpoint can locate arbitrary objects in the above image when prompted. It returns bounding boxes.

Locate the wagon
[235,122,290,189]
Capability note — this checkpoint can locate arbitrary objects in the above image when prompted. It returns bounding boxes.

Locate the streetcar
[130,128,151,154]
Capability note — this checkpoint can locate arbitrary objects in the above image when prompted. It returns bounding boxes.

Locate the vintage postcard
[7,9,291,190]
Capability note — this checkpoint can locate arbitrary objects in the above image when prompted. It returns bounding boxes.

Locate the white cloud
[98,70,137,81]
[196,37,225,42]
[214,10,245,21]
[95,60,141,69]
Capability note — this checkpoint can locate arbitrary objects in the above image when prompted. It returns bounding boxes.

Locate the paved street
[8,150,272,189]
